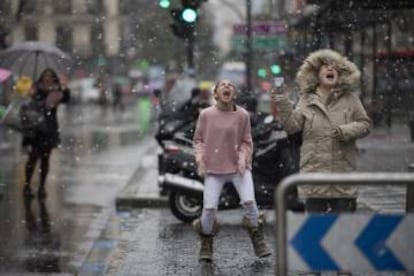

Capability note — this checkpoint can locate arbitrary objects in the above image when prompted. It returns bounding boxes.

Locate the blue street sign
[291,215,339,270]
[288,213,414,272]
[355,215,404,270]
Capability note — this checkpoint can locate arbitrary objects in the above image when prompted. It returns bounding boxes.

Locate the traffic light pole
[186,36,195,71]
[168,4,198,73]
[245,0,252,93]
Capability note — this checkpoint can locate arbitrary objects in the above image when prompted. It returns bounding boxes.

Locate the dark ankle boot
[243,216,272,258]
[23,184,34,198]
[193,218,220,262]
[38,186,47,199]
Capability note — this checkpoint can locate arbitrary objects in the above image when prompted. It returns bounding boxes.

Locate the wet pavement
[109,121,414,276]
[106,208,276,276]
[1,105,413,275]
[0,102,156,275]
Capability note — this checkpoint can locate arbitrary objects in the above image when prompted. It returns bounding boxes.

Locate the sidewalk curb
[115,139,168,210]
[116,196,168,209]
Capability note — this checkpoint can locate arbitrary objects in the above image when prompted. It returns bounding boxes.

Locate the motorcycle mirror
[264,115,274,124]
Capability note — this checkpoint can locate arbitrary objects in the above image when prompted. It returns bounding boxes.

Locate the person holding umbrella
[0,41,73,80]
[23,68,70,198]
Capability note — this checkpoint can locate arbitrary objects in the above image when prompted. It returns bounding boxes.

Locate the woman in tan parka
[271,49,372,213]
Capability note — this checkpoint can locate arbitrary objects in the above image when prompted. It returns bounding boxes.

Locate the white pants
[203,170,256,209]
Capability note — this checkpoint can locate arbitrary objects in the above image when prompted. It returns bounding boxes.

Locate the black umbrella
[0,41,73,80]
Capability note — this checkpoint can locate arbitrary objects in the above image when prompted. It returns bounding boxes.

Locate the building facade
[10,0,124,60]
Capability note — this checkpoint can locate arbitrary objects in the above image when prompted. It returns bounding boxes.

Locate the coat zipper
[310,112,315,129]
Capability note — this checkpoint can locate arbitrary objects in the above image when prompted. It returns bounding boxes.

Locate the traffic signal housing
[168,0,208,39]
[257,68,267,79]
[180,0,201,23]
[257,64,282,79]
[170,9,195,40]
[181,8,197,23]
[158,0,171,9]
[270,64,282,75]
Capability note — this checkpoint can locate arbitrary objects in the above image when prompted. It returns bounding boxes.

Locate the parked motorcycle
[157,113,304,223]
[155,95,210,197]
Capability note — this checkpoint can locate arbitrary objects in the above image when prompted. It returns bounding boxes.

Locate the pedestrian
[112,82,124,111]
[192,79,271,262]
[180,87,211,121]
[22,68,70,199]
[94,77,107,107]
[271,49,372,213]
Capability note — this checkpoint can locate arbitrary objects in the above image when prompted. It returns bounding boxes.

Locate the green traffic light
[159,0,170,8]
[182,8,197,23]
[257,68,267,79]
[270,64,281,75]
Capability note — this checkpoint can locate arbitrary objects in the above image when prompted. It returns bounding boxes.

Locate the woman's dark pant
[305,198,357,213]
[25,146,52,187]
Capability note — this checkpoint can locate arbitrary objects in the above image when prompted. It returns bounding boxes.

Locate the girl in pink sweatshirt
[192,79,271,262]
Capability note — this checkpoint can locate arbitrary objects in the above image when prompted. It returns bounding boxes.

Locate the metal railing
[275,172,414,276]
[408,164,414,211]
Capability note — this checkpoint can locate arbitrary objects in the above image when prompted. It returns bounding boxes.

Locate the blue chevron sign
[287,213,414,272]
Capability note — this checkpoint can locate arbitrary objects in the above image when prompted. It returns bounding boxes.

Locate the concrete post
[408,163,414,212]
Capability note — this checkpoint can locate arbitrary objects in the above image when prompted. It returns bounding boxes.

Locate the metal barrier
[408,164,414,212]
[275,172,414,276]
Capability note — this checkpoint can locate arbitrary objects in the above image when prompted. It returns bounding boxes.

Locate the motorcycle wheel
[169,191,202,223]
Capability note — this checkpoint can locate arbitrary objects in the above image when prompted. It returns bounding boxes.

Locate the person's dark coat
[22,86,70,149]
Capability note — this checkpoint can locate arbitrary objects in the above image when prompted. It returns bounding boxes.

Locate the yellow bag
[15,76,33,96]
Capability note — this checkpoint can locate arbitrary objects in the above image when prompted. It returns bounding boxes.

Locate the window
[119,0,131,14]
[56,25,72,53]
[25,24,38,40]
[86,0,105,15]
[54,1,72,14]
[91,22,105,54]
[21,1,36,15]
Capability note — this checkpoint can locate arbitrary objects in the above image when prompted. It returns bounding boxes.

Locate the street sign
[231,35,288,51]
[288,213,414,272]
[233,21,287,36]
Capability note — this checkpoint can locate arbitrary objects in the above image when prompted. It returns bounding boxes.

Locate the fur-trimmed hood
[296,49,361,94]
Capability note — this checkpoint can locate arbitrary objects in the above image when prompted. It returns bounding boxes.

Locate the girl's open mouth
[326,73,334,80]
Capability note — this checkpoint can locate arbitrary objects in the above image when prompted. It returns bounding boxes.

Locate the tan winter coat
[277,49,372,198]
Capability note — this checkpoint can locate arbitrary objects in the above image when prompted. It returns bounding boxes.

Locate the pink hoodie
[193,105,253,174]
